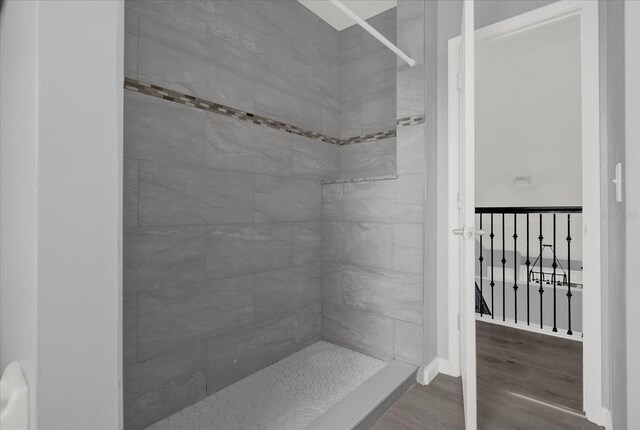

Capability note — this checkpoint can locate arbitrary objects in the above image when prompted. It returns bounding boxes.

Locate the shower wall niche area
[123,1,426,429]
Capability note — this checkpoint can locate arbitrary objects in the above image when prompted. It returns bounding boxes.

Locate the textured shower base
[145,341,387,430]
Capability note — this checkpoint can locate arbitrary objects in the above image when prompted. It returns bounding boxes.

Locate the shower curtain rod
[329,0,416,67]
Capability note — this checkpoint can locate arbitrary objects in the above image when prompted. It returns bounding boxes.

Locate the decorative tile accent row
[124,78,342,145]
[124,78,424,147]
[340,130,397,146]
[321,175,399,185]
[397,115,426,127]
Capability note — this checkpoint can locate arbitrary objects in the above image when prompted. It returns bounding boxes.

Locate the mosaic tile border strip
[321,175,399,185]
[397,115,426,127]
[124,78,424,146]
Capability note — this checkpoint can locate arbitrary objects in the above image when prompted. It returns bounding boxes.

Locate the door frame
[446,0,604,425]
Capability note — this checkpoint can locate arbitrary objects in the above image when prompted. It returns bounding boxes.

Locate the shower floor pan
[145,341,416,430]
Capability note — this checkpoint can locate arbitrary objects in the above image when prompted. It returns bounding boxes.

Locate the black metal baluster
[490,214,495,319]
[479,214,484,317]
[539,214,544,329]
[513,214,518,324]
[552,214,558,332]
[567,214,573,335]
[526,214,530,326]
[502,213,506,322]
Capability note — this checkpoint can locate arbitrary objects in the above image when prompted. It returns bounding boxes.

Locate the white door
[456,1,477,428]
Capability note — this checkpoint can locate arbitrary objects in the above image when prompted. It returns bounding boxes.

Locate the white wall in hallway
[475,14,582,208]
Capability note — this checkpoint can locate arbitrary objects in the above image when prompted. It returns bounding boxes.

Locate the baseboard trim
[419,357,444,385]
[602,407,613,430]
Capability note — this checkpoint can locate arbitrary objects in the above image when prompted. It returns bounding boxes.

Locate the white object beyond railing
[1,361,29,430]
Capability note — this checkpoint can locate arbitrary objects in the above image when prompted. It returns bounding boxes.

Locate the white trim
[475,314,583,341]
[419,357,441,386]
[602,407,613,430]
[447,0,603,425]
[447,36,461,379]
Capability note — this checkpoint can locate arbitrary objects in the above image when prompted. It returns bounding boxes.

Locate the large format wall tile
[206,314,295,394]
[124,226,205,295]
[138,160,254,226]
[392,223,424,274]
[206,223,292,280]
[137,275,254,360]
[254,175,321,222]
[322,302,394,362]
[204,111,293,176]
[293,302,322,344]
[124,343,206,430]
[123,294,138,367]
[394,320,423,366]
[321,263,343,305]
[293,222,322,265]
[321,183,344,221]
[126,0,208,42]
[342,265,423,325]
[138,15,255,113]
[397,122,426,174]
[123,157,138,227]
[125,7,138,80]
[340,138,397,179]
[340,8,396,65]
[322,222,393,270]
[124,91,207,168]
[292,136,340,180]
[343,174,425,223]
[254,262,321,320]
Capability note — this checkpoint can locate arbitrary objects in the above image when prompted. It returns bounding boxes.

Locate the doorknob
[452,227,484,239]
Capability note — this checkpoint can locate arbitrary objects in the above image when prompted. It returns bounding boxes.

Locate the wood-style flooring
[371,321,597,430]
[476,319,582,412]
[371,375,601,430]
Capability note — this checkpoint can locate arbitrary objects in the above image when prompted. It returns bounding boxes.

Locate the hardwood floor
[476,319,583,412]
[371,375,602,430]
[371,321,593,430]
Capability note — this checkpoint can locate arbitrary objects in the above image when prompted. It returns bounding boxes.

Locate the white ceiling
[297,1,397,31]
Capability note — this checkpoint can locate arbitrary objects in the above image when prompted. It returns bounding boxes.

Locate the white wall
[475,15,582,207]
[0,2,40,426]
[0,1,124,428]
[625,2,640,428]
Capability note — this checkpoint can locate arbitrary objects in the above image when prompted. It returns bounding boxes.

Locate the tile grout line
[123,77,425,147]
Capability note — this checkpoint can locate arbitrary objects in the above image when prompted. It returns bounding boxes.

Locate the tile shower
[123,1,427,429]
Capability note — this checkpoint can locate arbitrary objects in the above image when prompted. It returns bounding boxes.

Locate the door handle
[452,227,484,239]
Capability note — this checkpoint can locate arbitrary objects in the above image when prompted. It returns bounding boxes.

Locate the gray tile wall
[124,2,340,427]
[124,1,423,428]
[339,9,398,180]
[321,1,426,369]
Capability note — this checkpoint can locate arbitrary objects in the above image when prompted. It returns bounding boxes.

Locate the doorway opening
[447,1,603,427]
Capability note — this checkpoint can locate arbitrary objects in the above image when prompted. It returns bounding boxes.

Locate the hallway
[371,374,601,430]
[372,320,593,429]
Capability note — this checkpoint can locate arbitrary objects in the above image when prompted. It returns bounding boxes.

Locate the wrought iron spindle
[501,213,506,322]
[479,214,484,317]
[552,214,558,332]
[490,214,495,319]
[513,214,518,323]
[567,214,573,335]
[539,214,544,329]
[526,213,530,326]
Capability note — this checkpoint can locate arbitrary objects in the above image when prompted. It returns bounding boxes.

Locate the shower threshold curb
[305,359,417,430]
